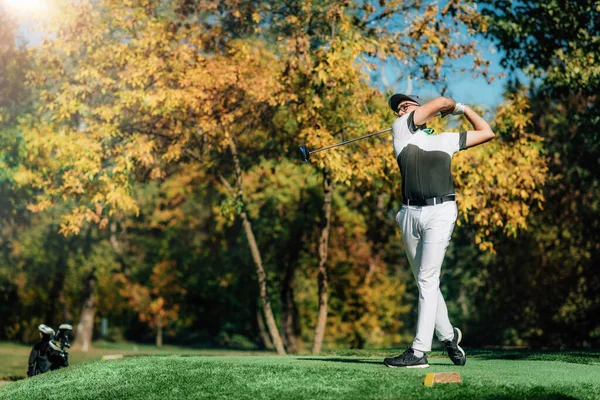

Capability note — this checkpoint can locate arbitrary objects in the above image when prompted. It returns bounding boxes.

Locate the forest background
[0,0,598,355]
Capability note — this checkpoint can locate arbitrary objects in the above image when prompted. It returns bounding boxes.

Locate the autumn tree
[17,0,292,353]
[117,261,184,346]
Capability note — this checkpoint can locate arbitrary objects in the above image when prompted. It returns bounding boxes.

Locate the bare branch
[219,173,235,197]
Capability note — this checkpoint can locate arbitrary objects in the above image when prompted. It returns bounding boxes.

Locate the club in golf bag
[49,324,73,369]
[27,323,73,377]
[299,127,392,162]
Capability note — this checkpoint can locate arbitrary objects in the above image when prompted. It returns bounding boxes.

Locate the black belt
[402,194,456,206]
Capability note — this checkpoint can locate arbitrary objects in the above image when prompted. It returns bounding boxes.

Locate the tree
[467,0,600,346]
[117,260,184,347]
[480,0,600,96]
[18,0,290,353]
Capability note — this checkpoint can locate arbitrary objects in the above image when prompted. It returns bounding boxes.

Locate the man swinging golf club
[383,94,495,368]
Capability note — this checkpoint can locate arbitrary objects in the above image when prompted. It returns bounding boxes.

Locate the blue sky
[418,48,516,109]
[372,35,518,110]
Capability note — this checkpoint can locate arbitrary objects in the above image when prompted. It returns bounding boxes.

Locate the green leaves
[481,0,600,95]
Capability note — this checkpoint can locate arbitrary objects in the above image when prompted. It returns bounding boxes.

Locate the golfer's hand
[441,101,464,118]
[452,103,468,115]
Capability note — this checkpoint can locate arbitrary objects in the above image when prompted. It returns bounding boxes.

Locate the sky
[427,50,509,108]
[378,48,511,109]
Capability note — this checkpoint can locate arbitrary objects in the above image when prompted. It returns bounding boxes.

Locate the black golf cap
[388,94,423,112]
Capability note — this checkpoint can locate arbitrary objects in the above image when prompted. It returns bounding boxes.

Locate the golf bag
[27,323,73,377]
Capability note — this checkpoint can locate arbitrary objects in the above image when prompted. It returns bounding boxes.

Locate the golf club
[299,127,392,162]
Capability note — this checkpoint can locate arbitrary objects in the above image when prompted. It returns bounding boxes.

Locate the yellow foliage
[453,91,548,252]
[21,0,285,234]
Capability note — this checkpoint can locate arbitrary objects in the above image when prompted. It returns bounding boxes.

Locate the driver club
[299,127,392,162]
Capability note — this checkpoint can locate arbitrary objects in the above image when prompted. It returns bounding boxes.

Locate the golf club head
[49,340,62,351]
[38,324,55,337]
[57,324,73,347]
[299,145,310,162]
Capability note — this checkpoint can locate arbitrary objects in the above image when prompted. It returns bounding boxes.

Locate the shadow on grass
[297,358,382,365]
[0,376,24,382]
[482,387,580,400]
[468,349,600,365]
[297,357,455,367]
[483,394,578,400]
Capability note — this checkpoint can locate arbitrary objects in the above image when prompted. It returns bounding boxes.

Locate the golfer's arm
[464,107,495,148]
[413,97,456,126]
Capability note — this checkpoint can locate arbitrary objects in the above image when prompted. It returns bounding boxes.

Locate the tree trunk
[74,274,96,353]
[59,290,72,323]
[223,133,286,355]
[458,287,469,334]
[156,315,163,347]
[292,297,302,350]
[48,249,68,325]
[110,221,131,276]
[280,271,298,353]
[279,188,308,353]
[109,222,122,255]
[312,169,333,354]
[239,211,286,354]
[257,309,274,349]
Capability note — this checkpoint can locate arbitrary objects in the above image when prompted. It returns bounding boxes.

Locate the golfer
[383,94,494,368]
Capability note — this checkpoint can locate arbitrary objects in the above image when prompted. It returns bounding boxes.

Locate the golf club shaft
[310,128,392,155]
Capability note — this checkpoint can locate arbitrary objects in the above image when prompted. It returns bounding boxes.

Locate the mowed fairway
[1,349,599,400]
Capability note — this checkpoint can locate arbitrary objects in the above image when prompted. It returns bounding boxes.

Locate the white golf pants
[396,201,457,352]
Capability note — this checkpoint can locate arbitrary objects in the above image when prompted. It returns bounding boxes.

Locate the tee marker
[424,372,462,387]
[101,354,124,360]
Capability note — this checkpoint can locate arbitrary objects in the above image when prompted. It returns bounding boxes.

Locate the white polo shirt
[392,111,467,201]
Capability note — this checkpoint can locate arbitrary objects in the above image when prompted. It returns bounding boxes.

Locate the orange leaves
[25,198,54,214]
[124,134,157,168]
[118,260,184,329]
[150,260,185,296]
[226,40,285,107]
[59,205,104,235]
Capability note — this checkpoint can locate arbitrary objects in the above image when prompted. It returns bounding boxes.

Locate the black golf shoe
[443,327,466,366]
[384,348,429,368]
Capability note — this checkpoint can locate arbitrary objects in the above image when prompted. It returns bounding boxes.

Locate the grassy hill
[1,348,599,399]
[0,341,270,378]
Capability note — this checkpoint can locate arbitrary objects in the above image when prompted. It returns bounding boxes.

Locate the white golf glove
[452,103,468,115]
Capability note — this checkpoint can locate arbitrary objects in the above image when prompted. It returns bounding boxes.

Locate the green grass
[0,341,272,378]
[1,347,599,399]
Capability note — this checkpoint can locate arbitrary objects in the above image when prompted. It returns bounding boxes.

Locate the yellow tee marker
[424,372,462,387]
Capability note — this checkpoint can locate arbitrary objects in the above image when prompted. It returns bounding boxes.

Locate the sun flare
[2,0,50,17]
